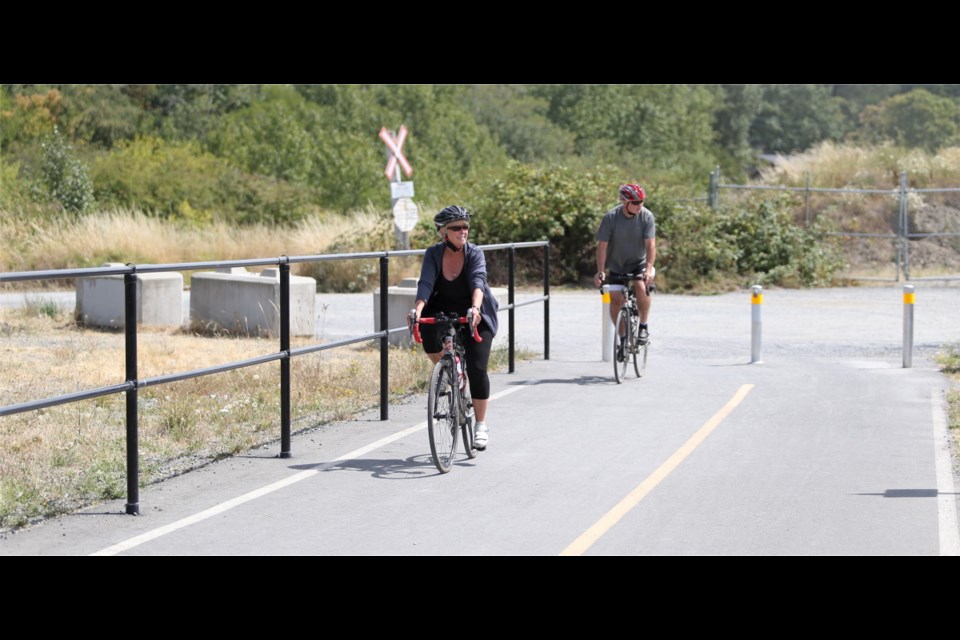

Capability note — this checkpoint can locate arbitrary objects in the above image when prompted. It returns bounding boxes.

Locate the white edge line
[90,379,539,556]
[933,389,960,556]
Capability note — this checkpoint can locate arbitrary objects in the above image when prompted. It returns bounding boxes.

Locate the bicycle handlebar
[411,311,483,344]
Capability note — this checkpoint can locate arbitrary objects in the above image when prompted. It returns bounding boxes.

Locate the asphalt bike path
[1,286,958,555]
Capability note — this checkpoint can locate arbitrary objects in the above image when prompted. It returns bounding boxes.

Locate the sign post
[379,125,416,249]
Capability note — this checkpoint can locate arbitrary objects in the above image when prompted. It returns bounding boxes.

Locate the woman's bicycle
[412,310,483,473]
[602,273,652,384]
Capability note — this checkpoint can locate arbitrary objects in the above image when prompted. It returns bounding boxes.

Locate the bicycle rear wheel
[428,358,460,473]
[614,308,630,384]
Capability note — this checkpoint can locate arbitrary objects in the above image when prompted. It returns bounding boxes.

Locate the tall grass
[758,142,960,189]
[0,207,406,282]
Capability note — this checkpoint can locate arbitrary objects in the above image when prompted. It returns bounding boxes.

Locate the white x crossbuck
[379,125,413,179]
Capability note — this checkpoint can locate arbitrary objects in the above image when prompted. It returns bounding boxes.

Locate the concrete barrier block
[190,268,316,337]
[374,277,508,347]
[76,263,183,328]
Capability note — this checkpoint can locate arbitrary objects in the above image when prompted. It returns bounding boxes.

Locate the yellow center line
[559,383,755,556]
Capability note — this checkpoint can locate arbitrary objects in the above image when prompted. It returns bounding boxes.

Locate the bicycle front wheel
[428,358,460,473]
[614,308,630,384]
[634,338,648,378]
[461,378,478,459]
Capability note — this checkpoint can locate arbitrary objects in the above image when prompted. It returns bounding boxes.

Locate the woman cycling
[413,205,499,450]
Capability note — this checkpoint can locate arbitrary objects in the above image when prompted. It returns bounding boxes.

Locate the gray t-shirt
[595,205,656,274]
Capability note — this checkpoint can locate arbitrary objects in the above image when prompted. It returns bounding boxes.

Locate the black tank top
[424,269,471,315]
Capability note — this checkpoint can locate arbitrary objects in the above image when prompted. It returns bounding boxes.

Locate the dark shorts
[608,266,647,286]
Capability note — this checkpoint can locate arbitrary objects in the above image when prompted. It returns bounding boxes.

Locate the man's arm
[645,237,656,279]
[594,240,608,287]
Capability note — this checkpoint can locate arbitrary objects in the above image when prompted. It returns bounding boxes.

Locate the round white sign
[393,197,419,232]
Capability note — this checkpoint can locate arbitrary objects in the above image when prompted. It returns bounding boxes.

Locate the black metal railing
[0,241,550,515]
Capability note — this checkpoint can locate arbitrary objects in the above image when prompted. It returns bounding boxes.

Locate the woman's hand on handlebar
[467,309,483,342]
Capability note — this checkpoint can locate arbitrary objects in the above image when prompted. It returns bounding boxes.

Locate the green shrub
[717,194,844,287]
[657,193,845,290]
[0,159,33,212]
[215,168,324,225]
[298,213,406,292]
[39,127,94,214]
[653,198,739,291]
[91,136,227,222]
[467,161,621,284]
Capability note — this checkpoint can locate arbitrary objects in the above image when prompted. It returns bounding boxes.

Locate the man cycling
[592,184,657,348]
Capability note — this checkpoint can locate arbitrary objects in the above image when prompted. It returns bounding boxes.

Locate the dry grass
[758,142,960,189]
[934,345,960,471]
[948,385,960,457]
[0,302,472,529]
[0,207,406,284]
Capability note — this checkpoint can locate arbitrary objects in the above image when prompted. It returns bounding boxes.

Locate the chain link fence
[707,169,960,282]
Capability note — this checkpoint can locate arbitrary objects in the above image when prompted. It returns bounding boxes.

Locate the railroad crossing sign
[379,125,413,179]
[390,180,414,200]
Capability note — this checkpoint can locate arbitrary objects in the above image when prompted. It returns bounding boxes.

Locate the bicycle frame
[600,273,651,383]
[413,311,482,473]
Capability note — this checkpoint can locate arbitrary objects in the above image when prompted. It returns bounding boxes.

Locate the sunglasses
[627,200,644,206]
[446,225,469,232]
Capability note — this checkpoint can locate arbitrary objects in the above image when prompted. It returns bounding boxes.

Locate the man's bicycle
[602,273,652,384]
[412,310,482,473]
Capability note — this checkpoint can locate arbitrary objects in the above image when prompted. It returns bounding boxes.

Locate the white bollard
[601,284,615,362]
[903,284,914,368]
[751,285,763,364]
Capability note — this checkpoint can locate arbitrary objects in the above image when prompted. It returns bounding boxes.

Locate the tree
[858,88,960,151]
[0,86,64,151]
[147,84,259,143]
[57,84,142,148]
[462,85,575,162]
[298,84,508,209]
[212,86,319,184]
[533,84,719,176]
[750,84,846,153]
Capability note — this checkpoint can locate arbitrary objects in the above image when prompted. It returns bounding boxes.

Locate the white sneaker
[474,421,488,450]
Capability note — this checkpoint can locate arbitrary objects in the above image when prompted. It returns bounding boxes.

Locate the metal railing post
[123,271,140,515]
[508,246,516,373]
[707,168,714,210]
[543,243,550,361]
[900,171,909,281]
[280,261,291,458]
[380,255,389,419]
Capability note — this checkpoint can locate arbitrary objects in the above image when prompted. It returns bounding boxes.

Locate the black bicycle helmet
[434,205,471,229]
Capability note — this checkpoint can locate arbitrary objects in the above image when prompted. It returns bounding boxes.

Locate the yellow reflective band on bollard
[903,292,915,304]
[751,293,763,304]
[602,292,611,303]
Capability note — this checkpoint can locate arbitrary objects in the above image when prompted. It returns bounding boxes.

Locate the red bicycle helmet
[619,184,646,202]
